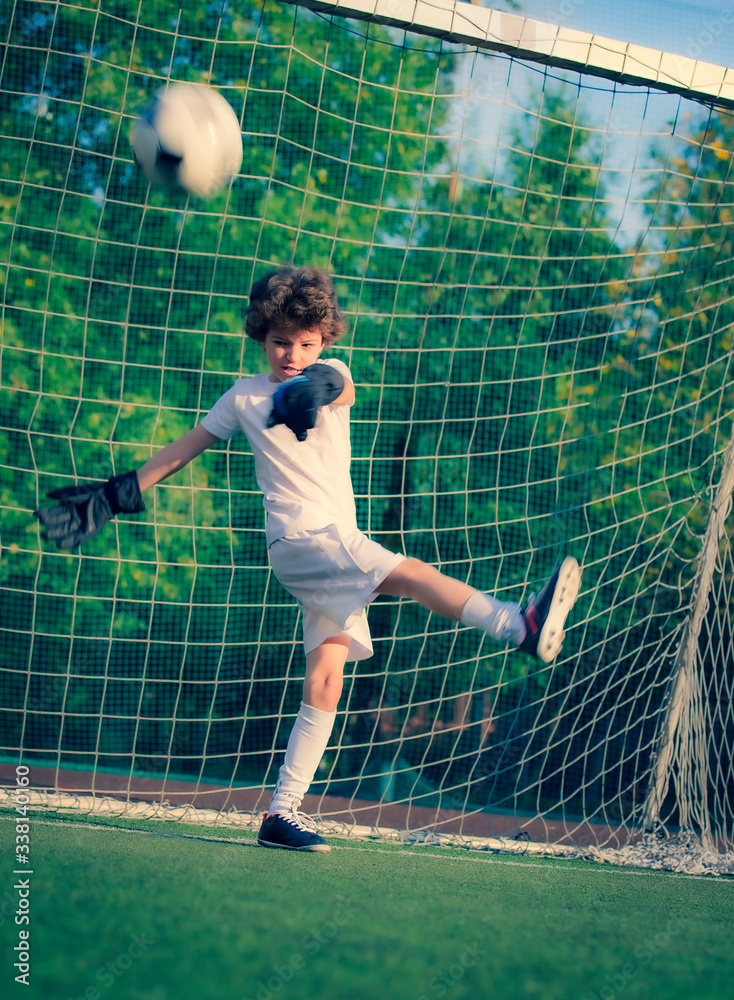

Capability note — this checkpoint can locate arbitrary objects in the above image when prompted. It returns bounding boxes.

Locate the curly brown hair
[244,267,346,345]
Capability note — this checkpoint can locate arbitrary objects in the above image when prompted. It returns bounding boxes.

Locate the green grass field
[1,808,732,1000]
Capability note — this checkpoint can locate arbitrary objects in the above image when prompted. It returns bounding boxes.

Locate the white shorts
[268,524,406,661]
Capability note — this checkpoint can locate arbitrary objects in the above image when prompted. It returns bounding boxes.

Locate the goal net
[2,0,733,873]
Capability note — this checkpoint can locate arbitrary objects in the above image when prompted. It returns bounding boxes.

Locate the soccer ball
[131,83,243,198]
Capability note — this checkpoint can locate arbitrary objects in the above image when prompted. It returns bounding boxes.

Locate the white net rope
[1,0,733,872]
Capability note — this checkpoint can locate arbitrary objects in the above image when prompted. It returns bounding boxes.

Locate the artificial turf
[1,809,731,1000]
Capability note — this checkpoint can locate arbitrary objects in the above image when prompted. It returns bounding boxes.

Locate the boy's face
[265,326,324,382]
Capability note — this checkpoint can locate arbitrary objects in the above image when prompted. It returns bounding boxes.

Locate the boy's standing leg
[257,636,349,853]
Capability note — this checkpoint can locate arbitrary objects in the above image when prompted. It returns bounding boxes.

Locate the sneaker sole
[537,556,582,663]
[257,836,331,853]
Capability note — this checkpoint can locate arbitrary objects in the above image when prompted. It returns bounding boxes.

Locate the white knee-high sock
[460,591,526,644]
[269,701,336,816]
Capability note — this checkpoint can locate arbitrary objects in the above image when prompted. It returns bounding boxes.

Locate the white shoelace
[277,809,318,833]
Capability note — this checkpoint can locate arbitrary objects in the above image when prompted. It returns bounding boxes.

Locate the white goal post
[290,0,734,107]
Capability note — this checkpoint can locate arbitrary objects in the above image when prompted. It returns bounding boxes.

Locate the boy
[35,266,581,853]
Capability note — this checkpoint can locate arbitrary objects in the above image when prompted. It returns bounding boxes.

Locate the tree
[0,0,455,778]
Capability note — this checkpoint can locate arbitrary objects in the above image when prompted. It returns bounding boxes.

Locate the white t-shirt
[200,357,357,545]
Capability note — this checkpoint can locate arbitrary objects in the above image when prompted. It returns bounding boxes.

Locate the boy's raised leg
[375,558,525,642]
[375,556,581,661]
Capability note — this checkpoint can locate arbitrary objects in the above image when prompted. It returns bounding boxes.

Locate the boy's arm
[331,379,354,407]
[136,423,220,491]
[35,423,220,549]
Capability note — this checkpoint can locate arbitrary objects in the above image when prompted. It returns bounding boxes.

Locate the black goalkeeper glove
[33,470,145,550]
[267,363,345,442]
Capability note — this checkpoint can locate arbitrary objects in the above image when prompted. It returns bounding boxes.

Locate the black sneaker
[519,556,581,663]
[257,811,331,853]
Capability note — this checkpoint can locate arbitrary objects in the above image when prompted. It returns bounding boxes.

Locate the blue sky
[452,1,733,238]
[496,0,733,67]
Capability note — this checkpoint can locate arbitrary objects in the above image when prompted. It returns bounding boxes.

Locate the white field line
[0,811,725,882]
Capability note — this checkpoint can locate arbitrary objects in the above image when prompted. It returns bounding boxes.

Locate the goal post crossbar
[286,0,734,108]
